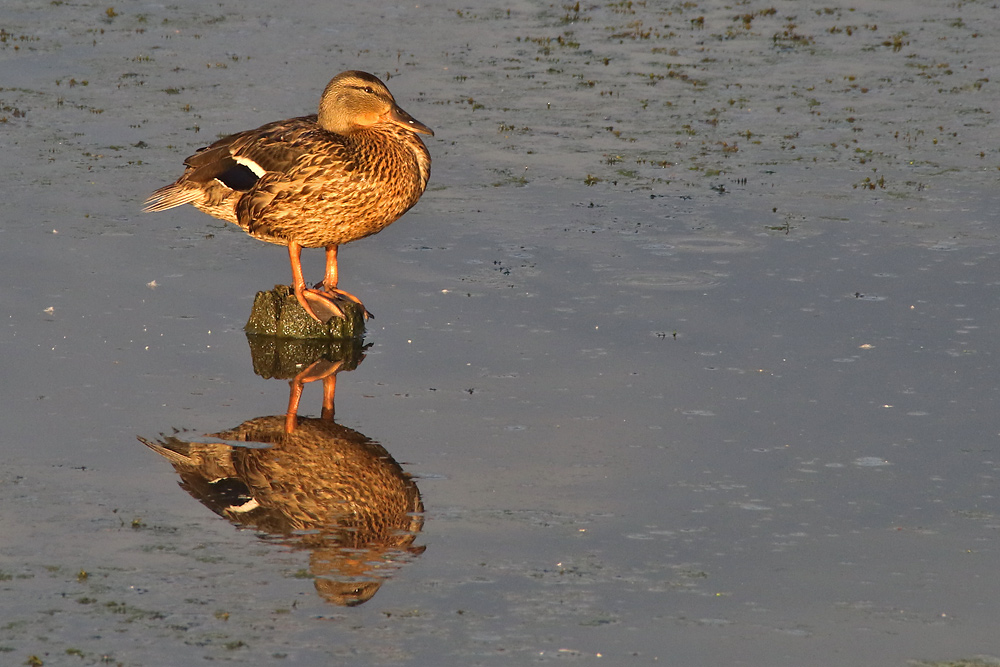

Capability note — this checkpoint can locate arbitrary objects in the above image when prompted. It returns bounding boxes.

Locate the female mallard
[143,70,433,322]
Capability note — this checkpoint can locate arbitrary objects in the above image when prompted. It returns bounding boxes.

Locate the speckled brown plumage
[144,70,433,322]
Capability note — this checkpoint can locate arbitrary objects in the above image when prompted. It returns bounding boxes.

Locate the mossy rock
[244,285,366,340]
[245,333,367,380]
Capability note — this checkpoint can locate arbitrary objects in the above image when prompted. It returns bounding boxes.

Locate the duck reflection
[139,336,424,606]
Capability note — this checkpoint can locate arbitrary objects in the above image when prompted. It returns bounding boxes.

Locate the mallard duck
[143,70,433,322]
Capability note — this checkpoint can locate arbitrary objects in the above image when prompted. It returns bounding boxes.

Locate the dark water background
[2,0,999,664]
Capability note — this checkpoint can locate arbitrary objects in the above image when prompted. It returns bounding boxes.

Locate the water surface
[2,0,999,665]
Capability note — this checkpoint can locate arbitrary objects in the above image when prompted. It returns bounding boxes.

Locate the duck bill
[388,105,434,136]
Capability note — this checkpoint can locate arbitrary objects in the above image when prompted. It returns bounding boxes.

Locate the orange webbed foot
[312,282,374,320]
[293,285,346,323]
[293,284,372,323]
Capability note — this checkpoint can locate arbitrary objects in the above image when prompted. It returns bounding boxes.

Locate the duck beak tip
[389,105,434,136]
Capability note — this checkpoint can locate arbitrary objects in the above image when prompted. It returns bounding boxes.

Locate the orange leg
[315,245,373,319]
[321,373,337,421]
[284,359,343,432]
[324,245,341,291]
[284,371,304,434]
[288,242,346,323]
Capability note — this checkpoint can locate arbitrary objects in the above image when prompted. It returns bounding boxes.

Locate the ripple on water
[853,457,891,467]
[639,236,759,255]
[609,271,724,290]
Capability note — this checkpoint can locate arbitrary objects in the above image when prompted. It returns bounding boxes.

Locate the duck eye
[363,86,375,94]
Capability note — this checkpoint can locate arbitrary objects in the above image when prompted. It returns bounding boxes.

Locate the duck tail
[137,435,194,465]
[142,182,201,212]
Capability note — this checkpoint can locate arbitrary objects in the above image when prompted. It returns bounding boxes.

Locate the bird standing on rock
[144,70,433,322]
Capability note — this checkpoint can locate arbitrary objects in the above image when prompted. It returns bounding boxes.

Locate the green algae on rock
[244,285,366,340]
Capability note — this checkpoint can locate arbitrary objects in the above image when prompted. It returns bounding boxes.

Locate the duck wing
[184,115,321,191]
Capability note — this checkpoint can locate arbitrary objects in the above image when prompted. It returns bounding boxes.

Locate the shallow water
[3,0,1000,665]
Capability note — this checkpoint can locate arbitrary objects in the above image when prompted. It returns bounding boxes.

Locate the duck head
[318,70,434,137]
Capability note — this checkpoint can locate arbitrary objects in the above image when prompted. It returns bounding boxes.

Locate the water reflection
[139,336,425,606]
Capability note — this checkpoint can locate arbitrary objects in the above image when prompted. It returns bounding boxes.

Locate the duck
[143,70,433,322]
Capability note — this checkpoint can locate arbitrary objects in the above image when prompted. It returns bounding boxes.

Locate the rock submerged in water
[244,285,366,340]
